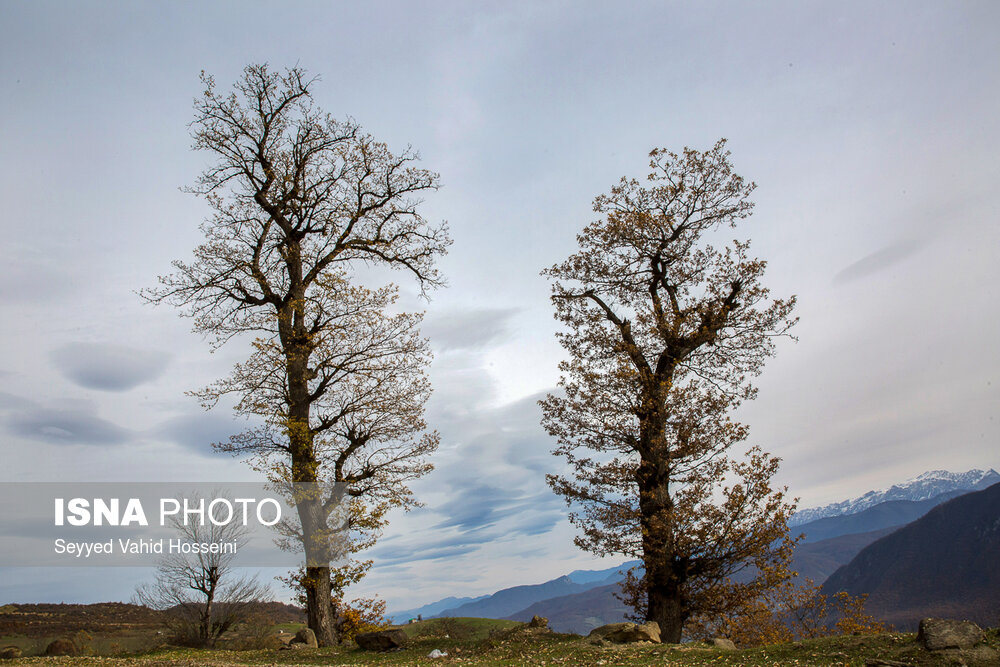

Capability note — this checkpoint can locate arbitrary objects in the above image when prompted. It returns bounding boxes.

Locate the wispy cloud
[833,239,923,284]
[422,308,520,352]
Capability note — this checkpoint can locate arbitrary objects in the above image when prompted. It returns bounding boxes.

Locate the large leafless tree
[541,140,797,643]
[145,64,449,645]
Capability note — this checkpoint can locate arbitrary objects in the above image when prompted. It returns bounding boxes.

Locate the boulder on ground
[917,618,984,651]
[0,646,21,660]
[588,621,660,643]
[290,627,318,648]
[588,622,633,639]
[354,628,408,651]
[44,639,77,656]
[528,615,548,628]
[710,637,737,650]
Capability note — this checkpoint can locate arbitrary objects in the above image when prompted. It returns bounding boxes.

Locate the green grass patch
[4,619,999,665]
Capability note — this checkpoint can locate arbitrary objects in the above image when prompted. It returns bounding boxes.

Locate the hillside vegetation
[3,612,999,666]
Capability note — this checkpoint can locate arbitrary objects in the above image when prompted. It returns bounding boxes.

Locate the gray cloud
[51,343,170,392]
[6,405,131,446]
[433,486,556,532]
[368,387,567,572]
[373,540,486,567]
[152,411,253,456]
[833,239,922,284]
[422,308,520,351]
[0,391,33,410]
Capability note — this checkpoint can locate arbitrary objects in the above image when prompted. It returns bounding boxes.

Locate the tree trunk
[305,565,335,646]
[298,492,337,646]
[281,273,338,646]
[637,401,687,643]
[645,565,685,643]
[202,595,213,647]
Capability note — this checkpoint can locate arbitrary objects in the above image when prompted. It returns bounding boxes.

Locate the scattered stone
[0,646,21,660]
[588,621,661,643]
[427,648,448,658]
[917,618,984,651]
[528,615,549,628]
[290,627,318,648]
[354,628,408,651]
[709,637,737,650]
[275,631,294,646]
[44,639,77,656]
[588,623,635,640]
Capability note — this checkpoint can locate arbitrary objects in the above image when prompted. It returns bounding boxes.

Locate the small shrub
[335,597,390,643]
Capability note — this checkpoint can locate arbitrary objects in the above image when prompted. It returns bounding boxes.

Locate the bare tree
[133,513,270,648]
[144,64,449,645]
[541,140,798,643]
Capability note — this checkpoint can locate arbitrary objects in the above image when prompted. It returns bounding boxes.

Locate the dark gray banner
[0,482,348,567]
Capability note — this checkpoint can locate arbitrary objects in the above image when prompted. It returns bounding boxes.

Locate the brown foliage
[707,583,890,647]
[144,64,449,645]
[686,550,889,647]
[541,140,797,643]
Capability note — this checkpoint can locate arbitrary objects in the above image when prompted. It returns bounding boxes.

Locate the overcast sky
[1,1,998,612]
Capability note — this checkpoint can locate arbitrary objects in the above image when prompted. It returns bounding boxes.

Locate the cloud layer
[50,343,170,392]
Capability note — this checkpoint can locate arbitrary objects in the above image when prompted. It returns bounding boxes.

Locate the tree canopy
[145,64,449,645]
[541,139,797,642]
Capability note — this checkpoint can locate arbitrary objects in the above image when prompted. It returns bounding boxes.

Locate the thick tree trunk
[281,274,338,646]
[637,402,687,643]
[305,565,335,646]
[645,562,685,643]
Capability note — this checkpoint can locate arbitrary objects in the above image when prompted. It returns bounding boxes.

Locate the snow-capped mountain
[789,468,1000,526]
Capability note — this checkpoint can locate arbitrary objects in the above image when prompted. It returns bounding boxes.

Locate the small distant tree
[144,64,449,645]
[541,140,798,643]
[133,513,270,647]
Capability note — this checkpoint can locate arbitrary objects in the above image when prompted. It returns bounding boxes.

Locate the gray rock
[588,621,660,643]
[0,646,22,660]
[588,622,634,639]
[354,628,408,651]
[917,618,983,651]
[940,646,1000,666]
[710,637,737,650]
[291,627,318,648]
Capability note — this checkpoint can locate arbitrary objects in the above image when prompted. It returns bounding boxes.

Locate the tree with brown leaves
[144,64,449,645]
[541,140,797,643]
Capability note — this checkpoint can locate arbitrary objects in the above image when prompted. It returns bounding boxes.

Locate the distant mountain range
[432,562,639,620]
[389,595,489,624]
[821,481,1000,630]
[504,582,630,634]
[388,563,638,624]
[388,468,1000,633]
[789,468,999,526]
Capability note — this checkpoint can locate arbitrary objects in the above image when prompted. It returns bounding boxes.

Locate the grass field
[3,611,999,665]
